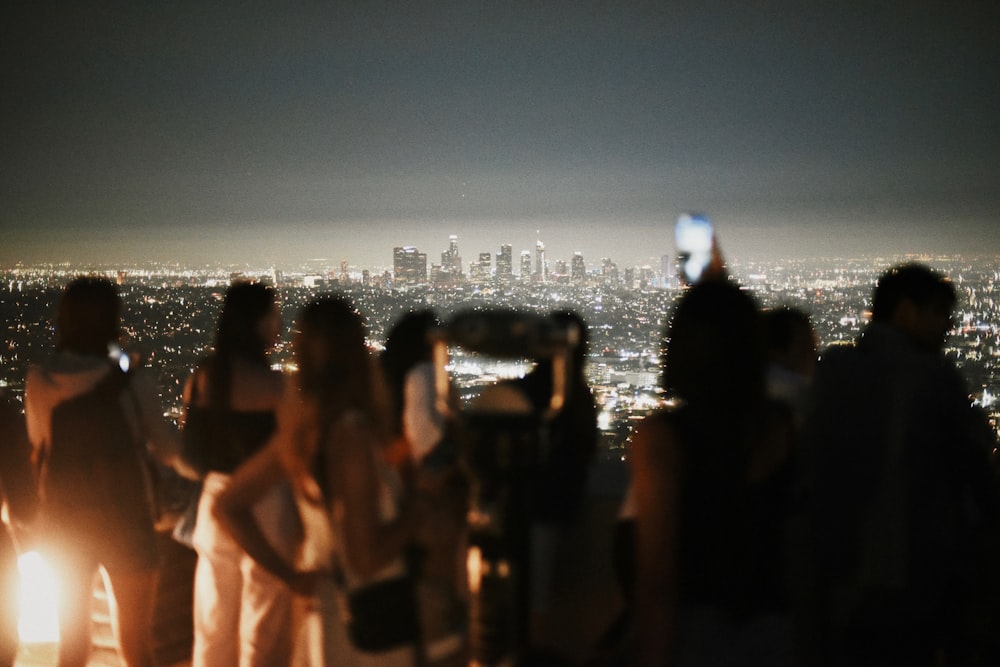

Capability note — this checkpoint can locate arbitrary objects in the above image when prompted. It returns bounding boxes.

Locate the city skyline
[3,2,998,268]
[3,224,998,276]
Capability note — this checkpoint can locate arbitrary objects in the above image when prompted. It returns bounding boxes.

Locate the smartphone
[675,212,714,284]
[108,343,131,372]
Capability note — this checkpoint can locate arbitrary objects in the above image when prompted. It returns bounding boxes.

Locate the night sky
[3,1,998,269]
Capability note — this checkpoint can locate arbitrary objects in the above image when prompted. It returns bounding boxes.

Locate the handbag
[342,572,421,652]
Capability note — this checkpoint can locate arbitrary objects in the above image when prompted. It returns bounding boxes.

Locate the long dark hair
[297,295,379,423]
[381,310,438,437]
[204,281,277,408]
[56,277,120,357]
[662,280,765,411]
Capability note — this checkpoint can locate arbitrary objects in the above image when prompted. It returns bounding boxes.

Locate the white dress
[293,413,417,667]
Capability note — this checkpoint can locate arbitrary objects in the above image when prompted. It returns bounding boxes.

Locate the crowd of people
[0,254,998,667]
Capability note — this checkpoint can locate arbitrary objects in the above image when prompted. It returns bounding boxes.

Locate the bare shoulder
[632,410,682,464]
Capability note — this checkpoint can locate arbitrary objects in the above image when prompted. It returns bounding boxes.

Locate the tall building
[602,257,619,286]
[571,252,586,283]
[535,239,546,282]
[393,246,427,286]
[496,244,513,282]
[520,251,532,280]
[469,252,492,283]
[639,266,654,289]
[441,234,462,277]
[661,254,673,289]
[553,260,569,282]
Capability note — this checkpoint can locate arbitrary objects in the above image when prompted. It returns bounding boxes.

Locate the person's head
[381,309,438,432]
[295,295,373,412]
[56,276,120,356]
[215,281,279,364]
[871,264,956,353]
[663,280,765,406]
[382,310,438,380]
[762,306,818,379]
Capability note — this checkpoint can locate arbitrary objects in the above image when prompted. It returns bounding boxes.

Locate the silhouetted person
[631,280,797,667]
[182,280,297,667]
[512,310,598,656]
[763,306,818,423]
[216,296,422,666]
[795,263,1000,666]
[382,310,467,665]
[25,276,184,667]
[381,310,447,470]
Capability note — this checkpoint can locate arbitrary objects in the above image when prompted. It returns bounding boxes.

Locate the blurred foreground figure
[631,280,797,667]
[762,306,818,423]
[795,263,1000,666]
[382,310,467,665]
[216,296,421,666]
[182,281,297,667]
[25,277,184,667]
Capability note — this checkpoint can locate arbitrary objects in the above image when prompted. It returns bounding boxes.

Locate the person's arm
[631,412,682,667]
[23,367,48,469]
[329,415,418,580]
[214,440,315,594]
[130,368,199,479]
[403,363,444,462]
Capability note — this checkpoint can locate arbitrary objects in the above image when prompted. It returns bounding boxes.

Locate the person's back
[186,355,281,473]
[796,264,1000,666]
[23,276,179,667]
[184,280,297,667]
[673,403,795,615]
[632,280,797,667]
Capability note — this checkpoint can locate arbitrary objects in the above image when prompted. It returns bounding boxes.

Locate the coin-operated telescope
[429,309,580,667]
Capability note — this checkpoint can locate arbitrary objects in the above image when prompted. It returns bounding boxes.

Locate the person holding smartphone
[630,224,797,666]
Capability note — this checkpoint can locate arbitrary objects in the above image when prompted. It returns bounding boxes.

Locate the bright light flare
[17,551,60,644]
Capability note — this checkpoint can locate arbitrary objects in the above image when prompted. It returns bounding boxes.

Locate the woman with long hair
[183,280,298,667]
[24,276,184,667]
[215,295,421,666]
[631,279,796,667]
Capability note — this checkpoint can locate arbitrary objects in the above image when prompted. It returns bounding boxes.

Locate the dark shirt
[671,403,795,618]
[800,321,1000,626]
[516,364,598,524]
[184,406,276,474]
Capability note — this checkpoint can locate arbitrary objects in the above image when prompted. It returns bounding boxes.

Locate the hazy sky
[3,1,998,270]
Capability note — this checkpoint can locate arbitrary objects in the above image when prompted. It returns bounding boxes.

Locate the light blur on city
[2,236,998,462]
